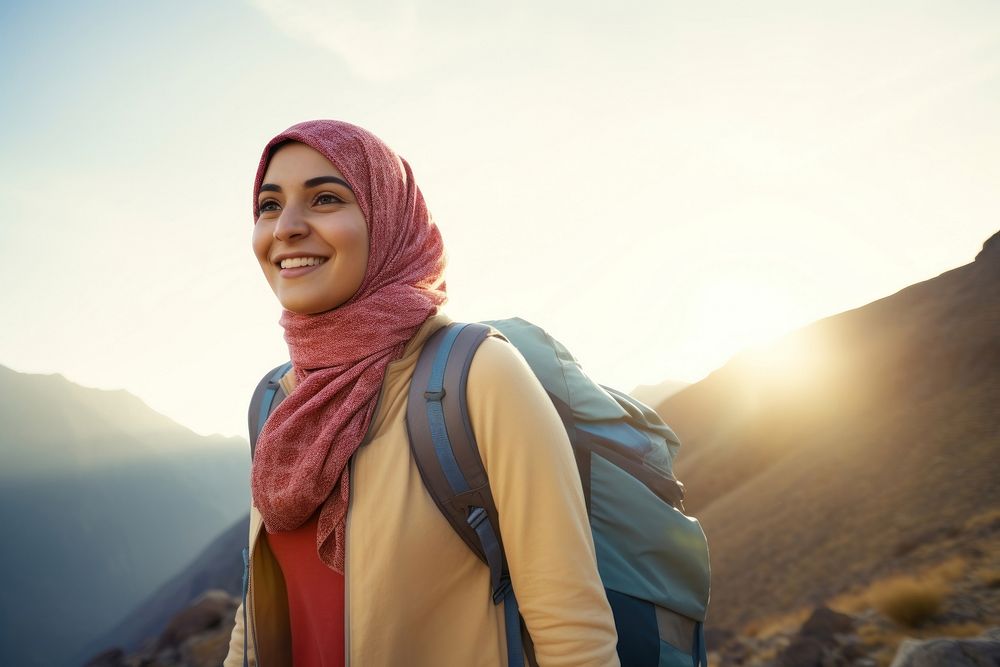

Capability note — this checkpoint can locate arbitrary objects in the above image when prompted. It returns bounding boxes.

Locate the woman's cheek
[251,224,273,269]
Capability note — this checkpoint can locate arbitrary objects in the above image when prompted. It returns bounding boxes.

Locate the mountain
[0,366,238,475]
[630,378,690,408]
[659,230,1000,630]
[0,367,251,667]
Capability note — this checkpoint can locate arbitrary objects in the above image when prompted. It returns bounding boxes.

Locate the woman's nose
[273,204,310,240]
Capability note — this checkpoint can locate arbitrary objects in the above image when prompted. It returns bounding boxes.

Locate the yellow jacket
[223,312,620,666]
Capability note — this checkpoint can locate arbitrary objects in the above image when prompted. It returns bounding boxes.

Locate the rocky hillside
[75,514,249,665]
[83,590,240,667]
[659,229,1000,635]
[708,506,1000,666]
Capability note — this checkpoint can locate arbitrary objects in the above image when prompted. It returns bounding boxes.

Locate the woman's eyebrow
[259,175,354,194]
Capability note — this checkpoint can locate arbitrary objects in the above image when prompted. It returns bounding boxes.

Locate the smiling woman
[225,119,621,667]
[252,141,370,315]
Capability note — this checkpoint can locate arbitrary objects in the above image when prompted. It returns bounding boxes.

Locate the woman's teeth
[280,257,327,269]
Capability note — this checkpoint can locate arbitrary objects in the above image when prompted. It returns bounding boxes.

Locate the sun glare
[742,334,817,382]
[679,276,836,398]
[690,279,802,363]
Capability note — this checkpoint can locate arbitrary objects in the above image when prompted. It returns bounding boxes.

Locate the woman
[223,119,620,667]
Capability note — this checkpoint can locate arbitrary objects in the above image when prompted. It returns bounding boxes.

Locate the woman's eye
[259,199,279,212]
[315,193,343,205]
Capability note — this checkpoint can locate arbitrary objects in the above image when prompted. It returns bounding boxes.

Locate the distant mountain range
[629,378,690,408]
[660,229,1000,630]
[0,367,252,667]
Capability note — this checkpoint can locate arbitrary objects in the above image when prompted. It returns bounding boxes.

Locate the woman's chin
[277,293,347,315]
[276,292,317,315]
[283,302,326,315]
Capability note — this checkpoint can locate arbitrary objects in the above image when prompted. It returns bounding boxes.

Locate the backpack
[248,318,711,667]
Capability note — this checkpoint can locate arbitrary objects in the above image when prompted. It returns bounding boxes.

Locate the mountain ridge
[659,228,1000,629]
[0,367,252,667]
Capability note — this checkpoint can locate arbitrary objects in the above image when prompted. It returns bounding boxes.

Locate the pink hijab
[249,119,447,572]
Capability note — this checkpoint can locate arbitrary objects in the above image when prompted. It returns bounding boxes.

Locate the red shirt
[265,509,346,667]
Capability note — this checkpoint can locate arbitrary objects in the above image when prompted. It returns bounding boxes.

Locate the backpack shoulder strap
[406,322,499,561]
[248,361,293,460]
[406,322,532,667]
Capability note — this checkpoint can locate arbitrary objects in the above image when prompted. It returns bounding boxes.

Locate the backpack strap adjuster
[467,506,488,531]
[492,573,513,604]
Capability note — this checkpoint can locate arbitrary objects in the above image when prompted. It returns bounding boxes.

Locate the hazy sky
[2,1,998,439]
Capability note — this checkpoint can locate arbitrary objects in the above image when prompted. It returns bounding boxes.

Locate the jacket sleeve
[466,335,621,667]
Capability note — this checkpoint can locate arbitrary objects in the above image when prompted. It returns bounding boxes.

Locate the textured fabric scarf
[249,119,447,572]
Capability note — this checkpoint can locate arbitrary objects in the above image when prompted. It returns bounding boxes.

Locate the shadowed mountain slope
[0,367,251,667]
[75,512,250,665]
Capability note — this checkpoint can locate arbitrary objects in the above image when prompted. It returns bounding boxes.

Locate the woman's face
[252,141,370,315]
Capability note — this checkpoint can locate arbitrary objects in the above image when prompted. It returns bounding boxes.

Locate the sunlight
[680,276,838,401]
[689,278,803,367]
[742,333,819,384]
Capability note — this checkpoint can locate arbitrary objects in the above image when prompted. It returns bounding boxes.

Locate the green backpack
[248,318,711,667]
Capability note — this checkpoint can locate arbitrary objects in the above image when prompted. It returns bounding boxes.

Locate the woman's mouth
[278,257,327,278]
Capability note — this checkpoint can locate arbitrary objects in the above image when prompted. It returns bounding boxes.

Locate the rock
[718,637,751,666]
[156,589,237,650]
[705,625,734,649]
[179,626,235,667]
[888,628,1000,666]
[838,634,867,662]
[800,606,855,644]
[773,605,863,667]
[776,636,825,667]
[82,591,240,667]
[81,647,128,667]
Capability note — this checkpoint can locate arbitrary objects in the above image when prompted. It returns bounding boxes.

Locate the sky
[1,0,998,440]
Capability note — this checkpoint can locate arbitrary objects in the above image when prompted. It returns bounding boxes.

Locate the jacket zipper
[242,547,250,667]
[248,525,263,666]
[344,454,355,667]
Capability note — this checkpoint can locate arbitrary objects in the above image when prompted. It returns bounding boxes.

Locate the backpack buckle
[467,506,488,530]
[492,574,513,604]
[424,389,446,401]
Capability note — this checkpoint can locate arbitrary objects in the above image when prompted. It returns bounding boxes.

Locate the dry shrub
[829,556,963,622]
[868,575,948,627]
[925,555,966,583]
[857,622,902,648]
[828,585,872,614]
[962,507,1000,533]
[741,607,810,638]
